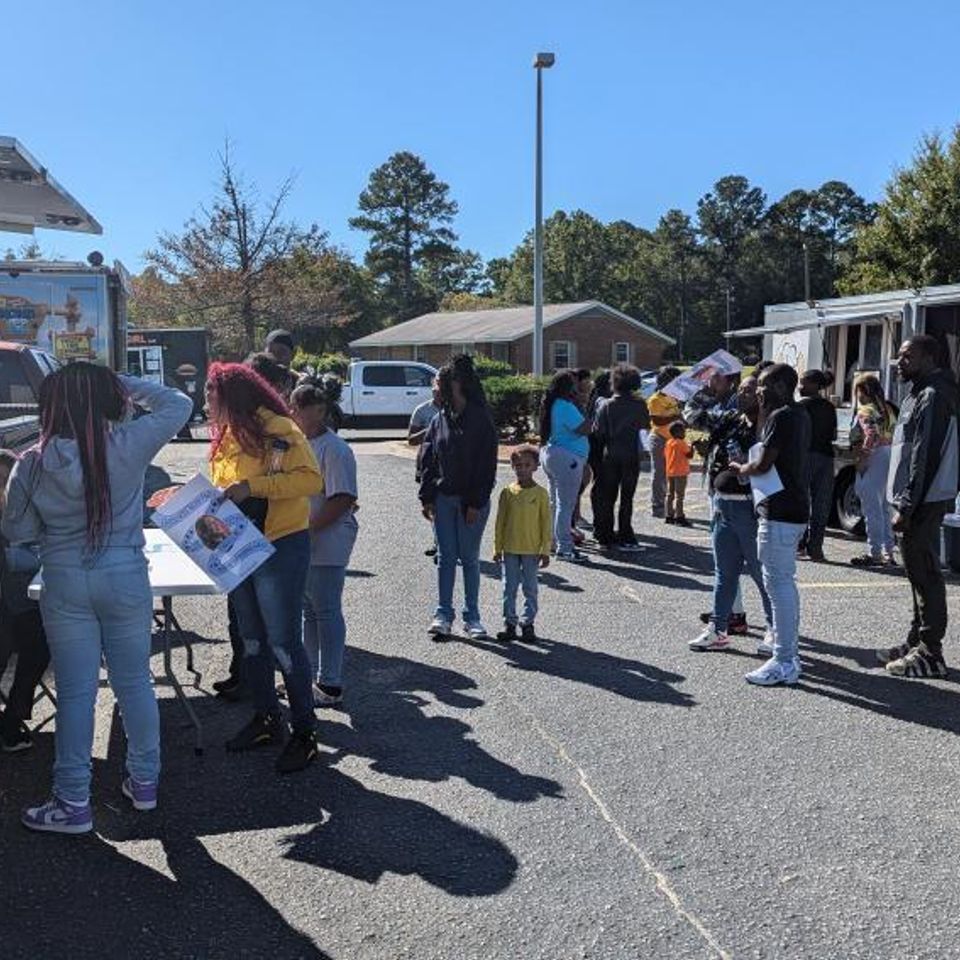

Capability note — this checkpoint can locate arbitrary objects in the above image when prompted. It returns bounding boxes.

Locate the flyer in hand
[151,474,275,593]
[662,349,743,402]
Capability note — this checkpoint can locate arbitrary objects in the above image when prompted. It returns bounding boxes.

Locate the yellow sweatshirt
[494,482,552,557]
[210,408,323,543]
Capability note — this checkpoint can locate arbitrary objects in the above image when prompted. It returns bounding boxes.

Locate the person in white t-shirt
[290,383,359,707]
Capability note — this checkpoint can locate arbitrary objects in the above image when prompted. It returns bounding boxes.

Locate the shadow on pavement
[323,648,562,803]
[0,728,330,960]
[1,648,530,953]
[797,635,960,735]
[460,634,696,709]
[478,559,584,594]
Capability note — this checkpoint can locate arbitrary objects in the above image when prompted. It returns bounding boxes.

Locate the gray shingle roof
[349,300,675,347]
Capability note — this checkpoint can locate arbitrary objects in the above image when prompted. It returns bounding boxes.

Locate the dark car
[0,342,60,453]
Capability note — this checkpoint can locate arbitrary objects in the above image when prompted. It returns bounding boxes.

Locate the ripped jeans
[230,530,316,733]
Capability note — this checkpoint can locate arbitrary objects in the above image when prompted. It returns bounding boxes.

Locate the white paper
[662,349,743,402]
[151,474,275,593]
[746,441,784,506]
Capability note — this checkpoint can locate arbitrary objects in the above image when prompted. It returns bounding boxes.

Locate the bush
[292,351,350,379]
[484,374,551,439]
[471,355,514,380]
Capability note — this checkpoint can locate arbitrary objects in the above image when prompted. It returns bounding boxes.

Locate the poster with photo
[151,474,275,593]
[661,349,743,402]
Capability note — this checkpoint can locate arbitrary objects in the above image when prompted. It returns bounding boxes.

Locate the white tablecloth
[29,529,222,600]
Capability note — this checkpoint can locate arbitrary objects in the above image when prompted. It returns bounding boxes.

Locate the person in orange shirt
[665,420,694,527]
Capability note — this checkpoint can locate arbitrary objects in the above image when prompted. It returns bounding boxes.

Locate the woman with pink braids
[3,363,192,834]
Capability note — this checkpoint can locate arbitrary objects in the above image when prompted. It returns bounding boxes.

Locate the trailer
[729,283,960,530]
[0,258,129,369]
[1,137,129,446]
[127,327,209,422]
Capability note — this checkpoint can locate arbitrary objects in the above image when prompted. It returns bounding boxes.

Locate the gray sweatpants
[649,433,667,516]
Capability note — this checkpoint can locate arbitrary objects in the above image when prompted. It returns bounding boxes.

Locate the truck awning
[725,309,901,338]
[0,137,102,235]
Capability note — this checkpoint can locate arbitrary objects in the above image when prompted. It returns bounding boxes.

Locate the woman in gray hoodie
[3,363,192,835]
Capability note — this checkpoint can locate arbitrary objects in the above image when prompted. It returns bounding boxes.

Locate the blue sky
[6,0,960,272]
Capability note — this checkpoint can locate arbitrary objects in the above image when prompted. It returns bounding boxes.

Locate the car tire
[834,466,865,534]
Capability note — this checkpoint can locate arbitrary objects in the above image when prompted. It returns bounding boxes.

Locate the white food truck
[728,283,960,531]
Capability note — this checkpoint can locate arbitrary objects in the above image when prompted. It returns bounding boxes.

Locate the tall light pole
[532,52,555,376]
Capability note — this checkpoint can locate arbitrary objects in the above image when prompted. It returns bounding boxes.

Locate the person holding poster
[207,363,323,774]
[4,364,192,834]
[734,364,811,687]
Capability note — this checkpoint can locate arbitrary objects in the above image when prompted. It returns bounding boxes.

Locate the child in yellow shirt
[493,445,552,641]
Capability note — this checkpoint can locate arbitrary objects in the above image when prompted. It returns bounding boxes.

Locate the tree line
[129,125,960,360]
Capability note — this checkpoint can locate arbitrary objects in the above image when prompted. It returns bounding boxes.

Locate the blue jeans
[303,565,347,687]
[712,498,773,632]
[433,494,490,623]
[542,445,586,553]
[757,519,805,663]
[855,445,893,557]
[40,549,157,804]
[502,554,539,626]
[231,531,316,733]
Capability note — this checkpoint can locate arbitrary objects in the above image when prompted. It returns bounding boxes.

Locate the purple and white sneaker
[22,796,93,835]
[122,777,158,812]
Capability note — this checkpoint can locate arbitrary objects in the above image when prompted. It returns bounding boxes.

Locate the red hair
[207,362,289,460]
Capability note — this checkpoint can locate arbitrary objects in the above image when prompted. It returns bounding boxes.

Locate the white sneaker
[428,616,452,637]
[745,656,800,686]
[757,630,775,657]
[688,627,731,651]
[464,620,489,640]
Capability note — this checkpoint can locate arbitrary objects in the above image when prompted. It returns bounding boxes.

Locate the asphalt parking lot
[3,439,960,960]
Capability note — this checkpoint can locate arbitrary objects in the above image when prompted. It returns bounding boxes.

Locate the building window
[613,342,630,364]
[450,343,475,356]
[412,345,424,362]
[491,342,509,363]
[551,341,573,370]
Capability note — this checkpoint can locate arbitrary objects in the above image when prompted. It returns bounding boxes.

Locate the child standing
[291,383,359,708]
[665,421,693,527]
[493,445,552,641]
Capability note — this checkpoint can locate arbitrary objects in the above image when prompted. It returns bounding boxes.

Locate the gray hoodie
[2,376,193,566]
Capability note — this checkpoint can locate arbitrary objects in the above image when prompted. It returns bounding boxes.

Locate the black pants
[805,452,834,555]
[901,501,950,656]
[595,456,640,544]
[227,592,244,681]
[0,606,50,721]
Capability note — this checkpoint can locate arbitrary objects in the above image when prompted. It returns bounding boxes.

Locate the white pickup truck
[339,360,437,428]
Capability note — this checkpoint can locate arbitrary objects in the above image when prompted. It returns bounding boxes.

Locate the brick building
[349,301,674,373]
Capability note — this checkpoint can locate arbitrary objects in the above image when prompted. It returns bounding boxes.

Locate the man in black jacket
[880,336,960,678]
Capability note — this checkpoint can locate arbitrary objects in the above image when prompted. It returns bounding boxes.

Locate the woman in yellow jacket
[206,362,323,774]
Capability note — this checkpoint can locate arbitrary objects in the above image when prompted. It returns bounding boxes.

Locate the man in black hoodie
[880,336,960,678]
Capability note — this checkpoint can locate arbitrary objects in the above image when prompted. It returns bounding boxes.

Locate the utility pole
[532,52,555,375]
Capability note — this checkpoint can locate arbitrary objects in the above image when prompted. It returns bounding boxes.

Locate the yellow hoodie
[210,408,323,543]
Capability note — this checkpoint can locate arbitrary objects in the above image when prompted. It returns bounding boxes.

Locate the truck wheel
[834,466,865,534]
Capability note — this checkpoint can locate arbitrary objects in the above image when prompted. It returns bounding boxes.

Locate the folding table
[29,528,221,755]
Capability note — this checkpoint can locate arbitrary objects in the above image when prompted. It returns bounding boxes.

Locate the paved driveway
[2,442,960,959]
